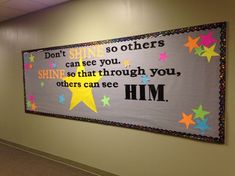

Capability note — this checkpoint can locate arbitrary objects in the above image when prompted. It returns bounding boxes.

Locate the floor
[0,142,97,176]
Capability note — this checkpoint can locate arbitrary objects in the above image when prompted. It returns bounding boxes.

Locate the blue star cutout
[141,75,150,85]
[194,118,210,134]
[58,95,65,104]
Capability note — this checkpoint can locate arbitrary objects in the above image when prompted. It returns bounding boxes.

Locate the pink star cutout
[159,52,168,62]
[29,95,35,103]
[199,32,217,47]
[49,62,53,69]
[24,64,30,70]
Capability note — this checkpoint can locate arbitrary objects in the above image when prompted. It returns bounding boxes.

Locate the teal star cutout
[141,75,150,85]
[101,95,110,106]
[194,46,204,56]
[192,105,209,120]
[194,118,210,134]
[29,54,35,63]
[59,95,65,104]
[52,63,57,69]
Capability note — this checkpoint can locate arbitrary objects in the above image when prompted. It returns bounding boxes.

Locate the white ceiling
[0,0,70,22]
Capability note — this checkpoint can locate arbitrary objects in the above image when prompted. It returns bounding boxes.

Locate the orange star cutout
[178,112,195,129]
[184,36,200,53]
[29,64,33,69]
[31,103,37,111]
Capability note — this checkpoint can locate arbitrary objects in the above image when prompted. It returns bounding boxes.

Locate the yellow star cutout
[123,59,130,68]
[201,44,219,62]
[63,58,102,112]
[29,54,35,63]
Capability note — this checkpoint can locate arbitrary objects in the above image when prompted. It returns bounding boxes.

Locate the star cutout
[49,62,53,69]
[194,46,204,56]
[159,52,168,61]
[194,118,210,134]
[62,58,102,112]
[201,44,219,62]
[29,54,35,63]
[184,36,200,53]
[40,81,45,88]
[29,95,35,103]
[141,75,150,85]
[31,103,37,111]
[29,64,33,69]
[49,62,57,69]
[123,59,130,68]
[192,105,209,120]
[59,95,65,104]
[178,112,195,129]
[199,32,217,47]
[26,100,31,109]
[101,95,110,106]
[53,63,57,69]
[24,64,30,71]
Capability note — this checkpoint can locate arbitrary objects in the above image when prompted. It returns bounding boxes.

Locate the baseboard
[0,138,118,176]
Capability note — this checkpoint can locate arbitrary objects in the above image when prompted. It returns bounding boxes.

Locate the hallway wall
[0,0,234,175]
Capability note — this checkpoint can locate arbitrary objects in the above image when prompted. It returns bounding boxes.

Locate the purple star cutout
[199,32,217,47]
[159,52,168,62]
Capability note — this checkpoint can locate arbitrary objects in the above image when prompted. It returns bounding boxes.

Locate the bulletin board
[22,22,226,143]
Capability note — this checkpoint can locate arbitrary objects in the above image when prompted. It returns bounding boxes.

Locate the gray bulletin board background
[22,22,226,143]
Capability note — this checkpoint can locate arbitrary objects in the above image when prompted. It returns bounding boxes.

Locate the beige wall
[0,0,234,175]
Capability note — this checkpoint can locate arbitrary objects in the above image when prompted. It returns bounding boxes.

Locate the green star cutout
[194,46,204,56]
[26,100,31,109]
[101,95,110,107]
[29,54,35,63]
[192,105,210,120]
[40,81,45,87]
